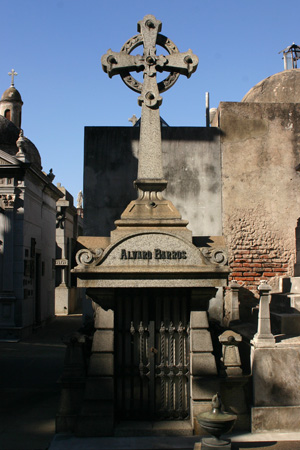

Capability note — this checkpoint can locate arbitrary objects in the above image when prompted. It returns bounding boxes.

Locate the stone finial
[77,190,83,209]
[219,330,242,377]
[252,280,275,348]
[16,129,27,162]
[47,168,55,181]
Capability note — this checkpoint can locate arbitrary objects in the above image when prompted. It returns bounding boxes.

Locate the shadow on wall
[84,127,139,237]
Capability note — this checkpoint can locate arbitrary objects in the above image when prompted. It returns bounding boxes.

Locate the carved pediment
[0,157,12,165]
[75,232,227,269]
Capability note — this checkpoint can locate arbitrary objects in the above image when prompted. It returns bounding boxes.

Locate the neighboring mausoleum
[0,71,63,340]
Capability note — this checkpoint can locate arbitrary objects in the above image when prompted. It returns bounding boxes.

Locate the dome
[242,69,300,103]
[0,86,23,103]
[0,116,41,169]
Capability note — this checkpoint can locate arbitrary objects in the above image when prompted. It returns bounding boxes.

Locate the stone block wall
[218,102,300,297]
[84,126,222,238]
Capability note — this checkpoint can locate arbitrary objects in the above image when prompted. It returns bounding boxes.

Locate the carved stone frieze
[0,194,16,209]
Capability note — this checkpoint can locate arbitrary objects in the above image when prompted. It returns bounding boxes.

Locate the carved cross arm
[159,50,199,78]
[101,50,144,78]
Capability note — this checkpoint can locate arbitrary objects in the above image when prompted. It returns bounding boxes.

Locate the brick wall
[226,209,294,296]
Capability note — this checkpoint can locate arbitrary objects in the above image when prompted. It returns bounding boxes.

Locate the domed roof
[0,116,41,169]
[0,86,23,103]
[242,69,300,103]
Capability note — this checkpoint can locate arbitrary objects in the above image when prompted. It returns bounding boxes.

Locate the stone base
[55,286,81,315]
[194,437,231,449]
[252,406,300,432]
[114,421,193,437]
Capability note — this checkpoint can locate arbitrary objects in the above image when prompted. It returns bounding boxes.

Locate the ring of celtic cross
[119,33,180,94]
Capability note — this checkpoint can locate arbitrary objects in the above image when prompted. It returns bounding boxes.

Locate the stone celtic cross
[101,15,198,194]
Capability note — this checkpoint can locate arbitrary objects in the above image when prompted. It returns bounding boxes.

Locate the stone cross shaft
[101,15,198,192]
[8,69,18,87]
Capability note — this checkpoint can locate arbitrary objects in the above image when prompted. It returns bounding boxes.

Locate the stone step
[279,277,300,294]
[271,312,300,335]
[114,421,194,437]
[49,432,300,450]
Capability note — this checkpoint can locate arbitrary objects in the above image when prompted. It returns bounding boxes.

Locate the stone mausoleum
[0,73,63,340]
[57,18,300,438]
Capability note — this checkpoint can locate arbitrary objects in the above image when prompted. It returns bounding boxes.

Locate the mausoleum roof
[0,86,23,103]
[0,116,41,169]
[242,69,300,103]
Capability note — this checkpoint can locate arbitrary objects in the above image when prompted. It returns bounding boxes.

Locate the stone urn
[196,393,237,449]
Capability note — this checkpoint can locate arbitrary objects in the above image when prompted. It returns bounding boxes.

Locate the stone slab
[252,406,300,432]
[77,277,228,289]
[191,353,217,376]
[88,354,114,376]
[252,347,300,406]
[190,311,209,329]
[94,307,114,329]
[191,330,213,352]
[91,330,114,352]
[49,432,300,449]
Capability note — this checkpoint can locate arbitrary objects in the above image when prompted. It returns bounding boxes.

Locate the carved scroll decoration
[75,248,104,267]
[201,247,228,266]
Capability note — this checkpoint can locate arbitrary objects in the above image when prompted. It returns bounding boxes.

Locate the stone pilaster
[76,299,115,436]
[190,310,219,433]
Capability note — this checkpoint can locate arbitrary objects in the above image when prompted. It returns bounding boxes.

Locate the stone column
[0,195,17,329]
[224,280,240,327]
[252,280,275,348]
[77,296,114,436]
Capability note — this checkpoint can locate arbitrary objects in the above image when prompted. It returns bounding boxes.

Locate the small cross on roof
[8,69,18,87]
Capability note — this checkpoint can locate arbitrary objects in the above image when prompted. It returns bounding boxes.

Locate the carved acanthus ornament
[0,194,16,209]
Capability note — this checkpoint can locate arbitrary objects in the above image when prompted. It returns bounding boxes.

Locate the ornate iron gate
[115,289,190,421]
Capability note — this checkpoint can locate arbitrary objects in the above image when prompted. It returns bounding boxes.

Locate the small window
[4,109,11,121]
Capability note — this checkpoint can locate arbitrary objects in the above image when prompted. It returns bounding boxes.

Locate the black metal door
[115,288,190,421]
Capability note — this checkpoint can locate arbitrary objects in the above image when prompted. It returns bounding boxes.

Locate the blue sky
[1,0,298,201]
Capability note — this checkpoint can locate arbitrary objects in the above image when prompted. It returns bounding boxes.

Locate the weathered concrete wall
[219,102,300,294]
[251,342,300,432]
[84,127,222,237]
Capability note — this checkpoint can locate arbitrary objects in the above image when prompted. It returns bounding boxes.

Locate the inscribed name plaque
[94,233,206,267]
